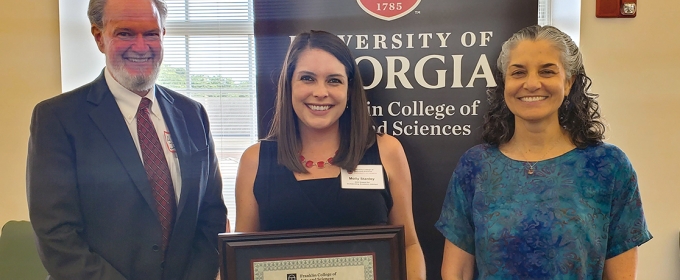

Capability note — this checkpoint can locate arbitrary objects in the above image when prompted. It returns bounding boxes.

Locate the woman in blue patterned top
[436,25,652,280]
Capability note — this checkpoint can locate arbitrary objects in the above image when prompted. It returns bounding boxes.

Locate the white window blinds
[538,0,551,26]
[157,0,257,232]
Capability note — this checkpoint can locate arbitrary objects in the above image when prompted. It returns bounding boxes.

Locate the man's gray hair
[87,0,168,29]
[497,25,584,80]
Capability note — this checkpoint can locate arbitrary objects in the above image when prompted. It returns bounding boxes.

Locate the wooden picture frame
[218,225,406,280]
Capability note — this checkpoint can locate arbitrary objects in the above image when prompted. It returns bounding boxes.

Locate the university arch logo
[357,0,421,21]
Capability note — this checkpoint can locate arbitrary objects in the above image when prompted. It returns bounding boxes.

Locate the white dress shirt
[105,68,182,202]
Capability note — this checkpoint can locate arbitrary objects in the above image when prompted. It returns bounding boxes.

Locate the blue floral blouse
[436,143,652,279]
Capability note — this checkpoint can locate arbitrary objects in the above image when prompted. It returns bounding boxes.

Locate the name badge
[340,165,385,190]
[164,131,176,153]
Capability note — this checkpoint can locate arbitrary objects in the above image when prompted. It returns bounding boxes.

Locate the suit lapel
[156,86,196,219]
[87,74,158,214]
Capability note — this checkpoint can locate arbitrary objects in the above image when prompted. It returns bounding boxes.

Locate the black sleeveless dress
[254,140,393,231]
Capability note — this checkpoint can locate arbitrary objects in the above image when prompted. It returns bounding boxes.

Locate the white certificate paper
[252,254,375,280]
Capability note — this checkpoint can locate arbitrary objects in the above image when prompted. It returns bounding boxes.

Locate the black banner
[255,1,537,278]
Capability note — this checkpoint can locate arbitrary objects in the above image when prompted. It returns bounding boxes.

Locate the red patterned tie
[137,98,176,251]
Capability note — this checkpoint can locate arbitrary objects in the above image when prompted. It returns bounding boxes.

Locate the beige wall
[580,1,680,279]
[0,0,61,228]
[1,0,678,278]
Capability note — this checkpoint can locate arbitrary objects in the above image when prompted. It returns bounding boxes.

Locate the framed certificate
[218,225,406,280]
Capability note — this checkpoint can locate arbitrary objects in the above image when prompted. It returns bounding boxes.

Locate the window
[539,0,552,26]
[539,0,581,45]
[157,0,257,232]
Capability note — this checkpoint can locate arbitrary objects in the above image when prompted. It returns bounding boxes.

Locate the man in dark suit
[26,0,227,279]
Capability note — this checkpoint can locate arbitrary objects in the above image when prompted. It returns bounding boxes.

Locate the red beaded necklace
[298,153,335,168]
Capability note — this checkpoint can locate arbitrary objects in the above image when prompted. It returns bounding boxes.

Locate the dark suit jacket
[27,72,227,280]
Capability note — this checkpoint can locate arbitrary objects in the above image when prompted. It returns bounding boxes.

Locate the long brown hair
[267,30,376,173]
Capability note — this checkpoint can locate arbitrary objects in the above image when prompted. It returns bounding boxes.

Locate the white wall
[580,1,680,279]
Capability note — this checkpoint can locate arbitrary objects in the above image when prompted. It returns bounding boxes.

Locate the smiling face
[291,48,349,134]
[92,0,164,95]
[504,39,575,125]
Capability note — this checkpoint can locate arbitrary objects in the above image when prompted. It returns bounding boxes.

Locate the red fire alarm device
[596,0,637,18]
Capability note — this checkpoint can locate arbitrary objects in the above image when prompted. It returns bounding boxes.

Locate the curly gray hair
[482,25,605,147]
[497,25,584,80]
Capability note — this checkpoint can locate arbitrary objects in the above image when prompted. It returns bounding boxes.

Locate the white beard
[107,61,160,93]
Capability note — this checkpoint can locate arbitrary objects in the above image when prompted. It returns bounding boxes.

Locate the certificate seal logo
[286,273,297,280]
[357,0,421,21]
